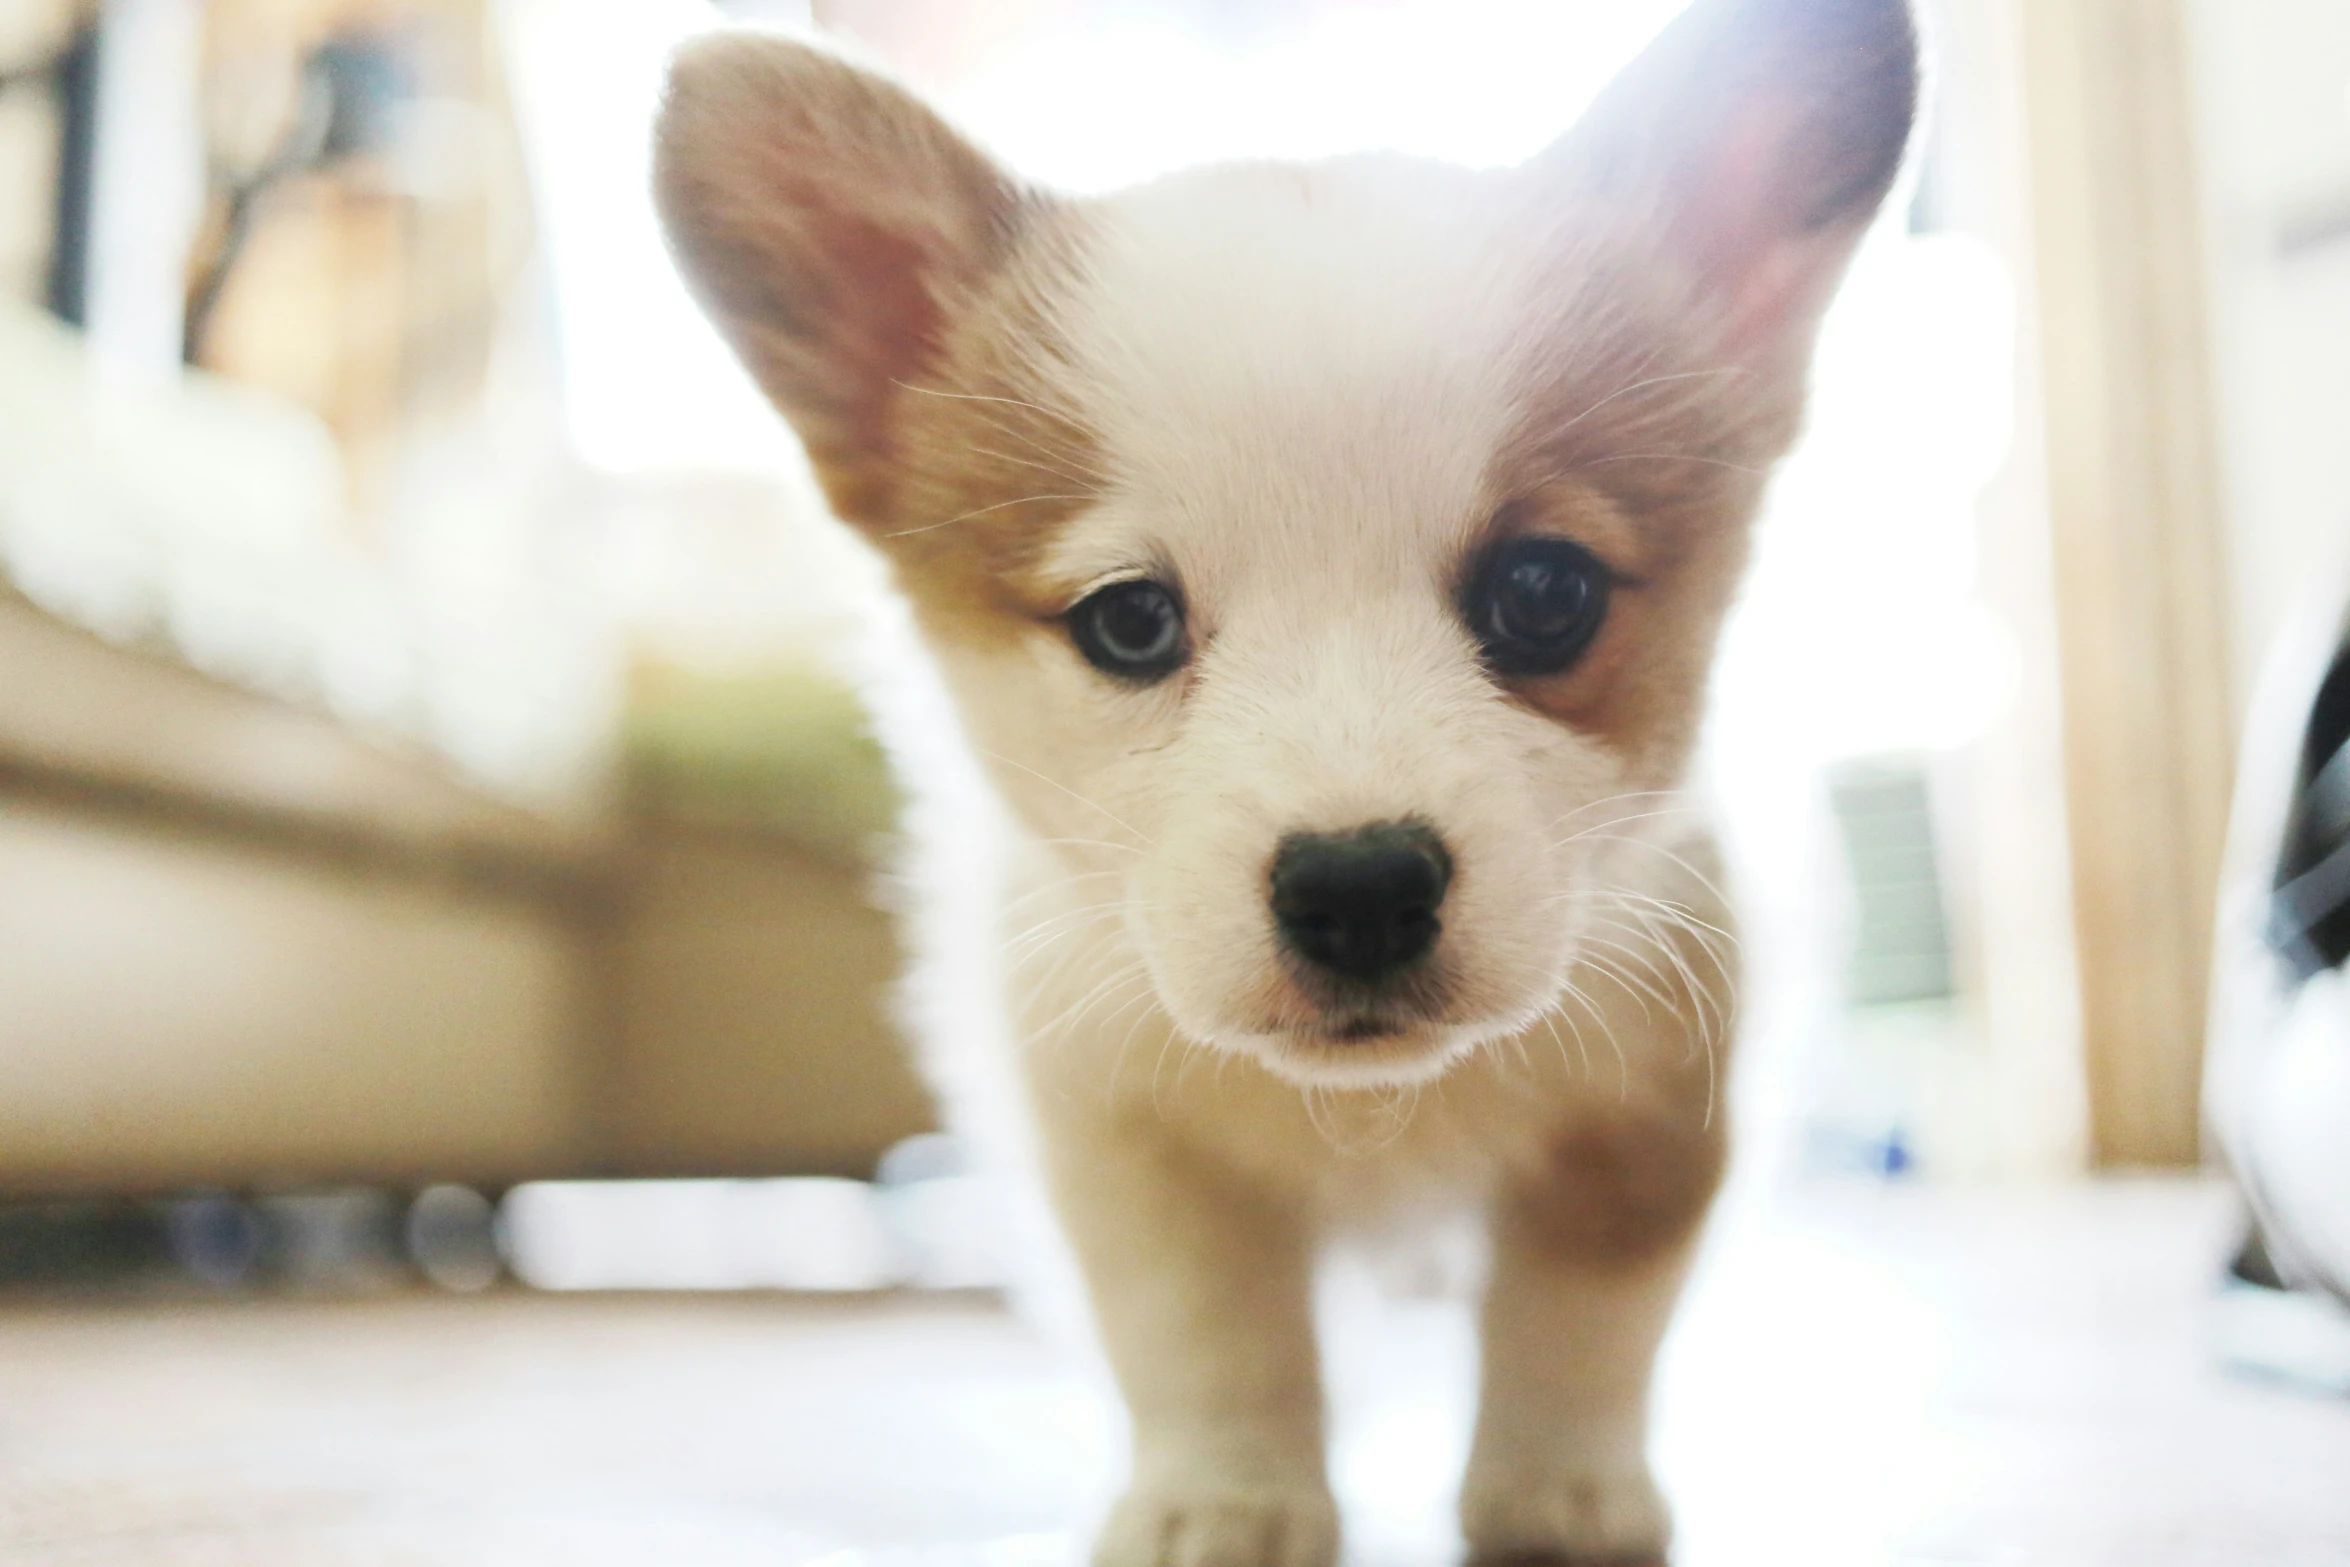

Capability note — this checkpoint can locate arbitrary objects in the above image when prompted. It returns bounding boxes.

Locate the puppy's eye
[1069,579,1187,682]
[1465,536,1612,677]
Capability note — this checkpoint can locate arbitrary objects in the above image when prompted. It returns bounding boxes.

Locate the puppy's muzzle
[1269,821,1454,986]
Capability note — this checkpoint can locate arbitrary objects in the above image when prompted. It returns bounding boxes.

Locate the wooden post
[2018,0,2236,1166]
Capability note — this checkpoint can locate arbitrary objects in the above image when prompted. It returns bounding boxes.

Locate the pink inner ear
[802,200,946,468]
[1680,94,1861,358]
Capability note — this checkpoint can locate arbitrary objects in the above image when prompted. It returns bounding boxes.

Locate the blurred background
[2,1,2348,1563]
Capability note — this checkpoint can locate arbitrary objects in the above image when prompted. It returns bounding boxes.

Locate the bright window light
[500,0,803,477]
[498,0,1693,476]
[946,0,1695,187]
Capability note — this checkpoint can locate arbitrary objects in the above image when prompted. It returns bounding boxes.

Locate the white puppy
[655,2,1916,1561]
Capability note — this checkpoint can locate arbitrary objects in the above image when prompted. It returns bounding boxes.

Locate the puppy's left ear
[653,34,1034,524]
[1542,0,1919,374]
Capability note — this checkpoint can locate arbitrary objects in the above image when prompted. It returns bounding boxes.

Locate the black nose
[1270,821,1454,985]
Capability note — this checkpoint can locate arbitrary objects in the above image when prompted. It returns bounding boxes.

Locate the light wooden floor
[3,1178,2346,1566]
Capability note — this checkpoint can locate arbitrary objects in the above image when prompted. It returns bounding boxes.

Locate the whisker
[960,442,1100,489]
[1003,903,1130,969]
[882,491,1095,539]
[1150,1025,1192,1119]
[1545,365,1749,443]
[891,380,1087,427]
[1548,809,1712,856]
[1033,960,1152,1045]
[1540,788,1693,836]
[978,749,1156,846]
[1104,985,1169,1103]
[1566,451,1764,477]
[1543,1007,1587,1079]
[1000,869,1124,918]
[888,381,1101,478]
[1576,917,1687,1010]
[1572,942,1663,1026]
[1026,837,1145,856]
[1604,897,1735,1054]
[1000,885,1133,945]
[1568,880,1740,952]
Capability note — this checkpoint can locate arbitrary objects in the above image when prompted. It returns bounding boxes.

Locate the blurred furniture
[0,586,935,1196]
[602,659,926,1179]
[0,586,593,1191]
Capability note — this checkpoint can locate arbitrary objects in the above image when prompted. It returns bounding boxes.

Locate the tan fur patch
[1506,832,1737,1271]
[1477,283,1779,772]
[1516,1099,1727,1272]
[861,218,1110,647]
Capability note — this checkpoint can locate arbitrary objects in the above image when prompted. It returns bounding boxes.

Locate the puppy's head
[656,0,1918,1088]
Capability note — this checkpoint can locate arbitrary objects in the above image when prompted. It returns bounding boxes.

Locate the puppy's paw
[1092,1481,1339,1567]
[1460,1462,1670,1566]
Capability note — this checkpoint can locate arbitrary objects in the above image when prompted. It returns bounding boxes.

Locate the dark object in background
[2268,638,2350,979]
[2216,1213,2350,1397]
[2207,573,2350,1396]
[0,1188,476,1297]
[0,1198,176,1292]
[2231,1222,2291,1293]
[182,28,415,364]
[35,24,96,327]
[166,1191,267,1286]
[405,1183,500,1292]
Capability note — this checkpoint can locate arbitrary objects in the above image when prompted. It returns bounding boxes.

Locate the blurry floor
[3,1178,2347,1567]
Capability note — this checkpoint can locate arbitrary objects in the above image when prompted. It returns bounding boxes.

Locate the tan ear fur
[652,34,1032,525]
[1543,0,1919,369]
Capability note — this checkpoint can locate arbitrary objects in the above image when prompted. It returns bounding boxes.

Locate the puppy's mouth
[1318,1015,1406,1043]
[1268,970,1453,1049]
[1281,948,1454,1025]
[1208,948,1468,1069]
[1243,1013,1481,1089]
[1222,976,1488,1086]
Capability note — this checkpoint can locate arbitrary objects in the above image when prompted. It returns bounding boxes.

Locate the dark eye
[1464,535,1613,677]
[1069,578,1187,682]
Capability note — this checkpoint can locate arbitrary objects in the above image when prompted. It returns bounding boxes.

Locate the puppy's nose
[1270,821,1454,984]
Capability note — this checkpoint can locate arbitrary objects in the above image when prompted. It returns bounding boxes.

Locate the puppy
[655,1,1916,1561]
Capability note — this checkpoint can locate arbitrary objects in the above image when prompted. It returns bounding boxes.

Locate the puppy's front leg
[1041,1109,1336,1567]
[1459,1108,1723,1566]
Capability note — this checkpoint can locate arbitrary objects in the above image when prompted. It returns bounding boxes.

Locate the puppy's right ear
[654,35,1029,523]
[1538,0,1918,381]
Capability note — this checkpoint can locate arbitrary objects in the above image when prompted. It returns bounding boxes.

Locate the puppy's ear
[654,35,1031,522]
[1542,0,1918,371]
